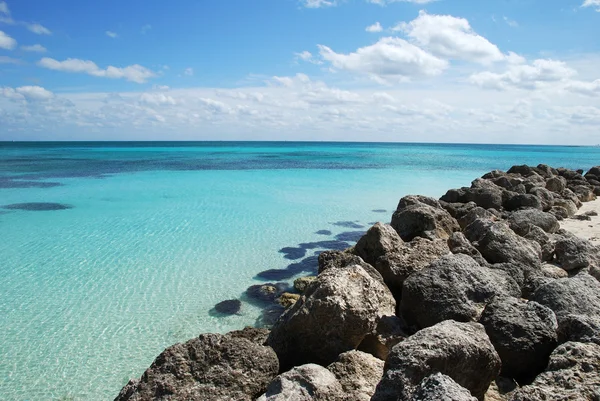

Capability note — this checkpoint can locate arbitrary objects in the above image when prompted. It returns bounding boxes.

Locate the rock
[465,220,542,267]
[587,166,600,177]
[552,199,578,217]
[374,237,450,296]
[441,186,504,210]
[293,276,316,293]
[585,210,598,216]
[410,373,477,401]
[213,299,242,315]
[246,283,288,305]
[317,250,385,285]
[401,254,519,329]
[257,364,344,401]
[358,315,407,360]
[276,292,300,308]
[570,184,596,202]
[484,377,518,401]
[548,205,568,220]
[115,331,279,401]
[554,235,600,275]
[256,305,286,329]
[448,231,488,266]
[371,321,501,401]
[529,187,554,211]
[522,226,555,262]
[557,314,600,345]
[507,165,536,176]
[509,342,600,400]
[327,351,384,401]
[573,214,592,221]
[391,197,460,241]
[508,209,560,235]
[557,167,584,181]
[535,164,557,178]
[227,326,271,345]
[540,263,568,279]
[479,297,558,382]
[267,265,396,370]
[545,176,566,193]
[440,201,478,220]
[354,222,403,266]
[530,273,600,324]
[504,193,543,212]
[458,206,497,229]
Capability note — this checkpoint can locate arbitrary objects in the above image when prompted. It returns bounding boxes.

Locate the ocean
[1,142,599,400]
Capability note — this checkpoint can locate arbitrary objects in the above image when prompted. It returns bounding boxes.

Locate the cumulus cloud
[366,22,383,33]
[106,31,118,38]
[38,57,156,83]
[469,59,577,90]
[318,37,448,82]
[0,30,16,49]
[566,79,600,97]
[582,0,600,11]
[139,92,177,106]
[26,23,51,35]
[1,85,54,101]
[301,0,336,8]
[395,11,504,64]
[21,44,47,52]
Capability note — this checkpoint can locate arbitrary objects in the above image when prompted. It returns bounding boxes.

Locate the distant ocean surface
[1,141,599,400]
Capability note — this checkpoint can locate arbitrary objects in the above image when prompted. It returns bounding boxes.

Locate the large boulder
[554,235,600,276]
[523,226,556,262]
[448,231,488,266]
[401,254,519,329]
[479,297,558,382]
[267,265,395,370]
[374,237,450,296]
[441,186,504,210]
[327,351,384,401]
[391,196,460,241]
[317,250,384,285]
[354,223,403,267]
[552,198,578,217]
[465,220,541,267]
[257,364,344,401]
[371,321,501,401]
[503,193,543,212]
[530,273,600,324]
[357,316,407,361]
[507,209,560,235]
[528,187,554,211]
[410,373,477,401]
[115,330,279,401]
[509,342,600,400]
[546,176,566,193]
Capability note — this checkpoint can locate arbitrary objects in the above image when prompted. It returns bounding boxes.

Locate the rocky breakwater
[116,164,600,401]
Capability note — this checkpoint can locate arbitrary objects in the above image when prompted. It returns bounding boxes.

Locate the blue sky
[0,0,599,143]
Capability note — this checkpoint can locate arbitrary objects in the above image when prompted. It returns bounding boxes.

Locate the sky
[0,0,599,144]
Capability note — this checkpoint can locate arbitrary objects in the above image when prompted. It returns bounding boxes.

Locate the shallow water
[1,142,599,400]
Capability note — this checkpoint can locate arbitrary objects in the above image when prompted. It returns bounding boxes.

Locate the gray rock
[507,209,560,234]
[507,165,536,176]
[317,250,385,285]
[570,184,596,202]
[267,265,395,370]
[371,321,501,401]
[327,351,384,401]
[115,330,279,401]
[401,254,519,329]
[552,198,578,217]
[374,237,450,296]
[397,195,444,210]
[479,297,558,382]
[509,342,600,401]
[441,186,504,210]
[257,364,344,401]
[391,197,460,241]
[546,176,566,193]
[410,373,477,401]
[548,205,568,220]
[458,206,497,229]
[440,201,478,220]
[528,187,555,211]
[354,222,403,267]
[448,231,488,266]
[554,235,600,276]
[293,276,316,293]
[586,166,600,177]
[557,314,600,345]
[504,193,543,212]
[358,315,407,361]
[465,220,542,267]
[530,273,600,324]
[523,226,556,262]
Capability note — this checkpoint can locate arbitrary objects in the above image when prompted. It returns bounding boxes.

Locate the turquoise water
[1,142,599,400]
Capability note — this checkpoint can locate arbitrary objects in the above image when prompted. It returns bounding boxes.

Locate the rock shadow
[331,221,365,229]
[2,202,73,211]
[209,299,242,317]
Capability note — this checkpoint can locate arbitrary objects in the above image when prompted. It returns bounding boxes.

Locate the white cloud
[0,55,20,64]
[21,44,47,53]
[395,11,504,64]
[184,67,194,76]
[294,50,323,65]
[38,57,156,83]
[566,79,600,97]
[503,16,518,27]
[15,86,54,101]
[26,23,51,35]
[0,1,9,16]
[366,22,383,33]
[582,0,600,11]
[368,0,437,4]
[139,92,177,106]
[469,59,577,90]
[0,30,16,49]
[318,37,448,82]
[302,0,336,8]
[106,31,118,39]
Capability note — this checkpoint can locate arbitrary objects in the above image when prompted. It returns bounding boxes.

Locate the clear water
[1,142,599,400]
